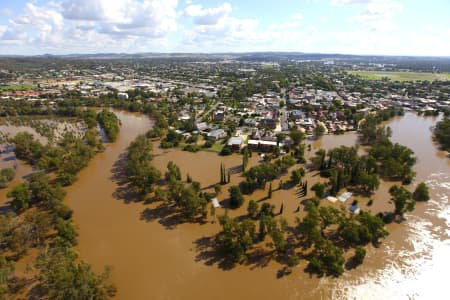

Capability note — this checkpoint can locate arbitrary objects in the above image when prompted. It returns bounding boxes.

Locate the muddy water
[327,113,450,299]
[65,111,450,300]
[0,126,39,205]
[309,132,359,152]
[0,146,33,206]
[65,111,317,300]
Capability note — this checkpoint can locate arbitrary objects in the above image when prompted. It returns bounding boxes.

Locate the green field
[348,70,450,82]
[0,84,35,92]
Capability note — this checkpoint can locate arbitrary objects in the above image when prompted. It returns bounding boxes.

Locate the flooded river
[329,113,450,300]
[2,111,449,299]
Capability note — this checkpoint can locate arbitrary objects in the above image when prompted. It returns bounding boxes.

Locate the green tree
[96,110,120,142]
[0,255,14,298]
[165,161,182,183]
[290,130,304,146]
[313,124,326,139]
[311,149,327,170]
[247,200,259,219]
[389,185,415,219]
[311,182,326,198]
[353,246,366,266]
[55,218,78,246]
[0,168,15,189]
[216,214,256,263]
[265,216,287,254]
[242,148,249,171]
[296,202,321,245]
[7,183,32,211]
[214,183,222,196]
[413,182,430,201]
[229,185,244,208]
[126,135,161,194]
[435,117,450,151]
[290,168,303,185]
[308,239,345,277]
[36,247,116,300]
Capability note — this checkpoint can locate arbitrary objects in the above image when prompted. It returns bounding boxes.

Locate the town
[1,54,449,155]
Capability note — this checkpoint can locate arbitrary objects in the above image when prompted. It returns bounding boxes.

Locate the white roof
[338,192,353,202]
[326,196,338,203]
[248,139,278,146]
[228,136,244,146]
[212,198,221,208]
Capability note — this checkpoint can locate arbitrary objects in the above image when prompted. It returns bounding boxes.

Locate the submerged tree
[389,185,415,219]
[216,214,256,263]
[413,182,430,202]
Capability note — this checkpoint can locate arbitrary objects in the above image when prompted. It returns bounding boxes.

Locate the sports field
[348,70,450,82]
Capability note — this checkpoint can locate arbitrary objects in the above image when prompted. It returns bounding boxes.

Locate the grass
[204,141,225,153]
[348,70,450,82]
[0,84,35,92]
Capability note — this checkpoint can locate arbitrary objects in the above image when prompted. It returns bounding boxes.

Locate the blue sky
[0,0,449,56]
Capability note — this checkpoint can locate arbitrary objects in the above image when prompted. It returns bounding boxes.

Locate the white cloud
[350,0,403,22]
[331,0,372,5]
[1,8,13,16]
[0,27,27,41]
[184,3,232,25]
[6,3,64,45]
[268,14,303,30]
[0,0,447,56]
[292,13,303,21]
[350,1,403,34]
[0,0,179,53]
[61,0,178,37]
[61,0,124,21]
[181,2,260,51]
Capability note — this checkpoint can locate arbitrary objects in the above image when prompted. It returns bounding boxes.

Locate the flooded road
[2,110,444,299]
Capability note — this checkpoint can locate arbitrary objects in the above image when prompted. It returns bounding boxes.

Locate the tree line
[1,111,118,299]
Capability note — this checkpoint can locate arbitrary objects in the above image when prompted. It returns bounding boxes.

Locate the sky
[0,0,449,56]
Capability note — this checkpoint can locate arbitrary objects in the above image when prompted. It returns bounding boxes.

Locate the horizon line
[0,51,449,59]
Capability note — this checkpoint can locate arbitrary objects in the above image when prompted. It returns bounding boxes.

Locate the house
[227,136,245,151]
[207,129,227,140]
[213,111,225,122]
[118,92,129,100]
[196,122,209,132]
[259,118,277,129]
[243,119,257,127]
[290,110,306,120]
[247,139,278,152]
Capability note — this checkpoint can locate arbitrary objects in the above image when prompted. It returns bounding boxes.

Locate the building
[196,122,209,132]
[118,92,129,100]
[247,139,278,152]
[213,111,225,122]
[207,129,227,140]
[227,136,245,151]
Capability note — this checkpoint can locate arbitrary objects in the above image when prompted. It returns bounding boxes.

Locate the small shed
[212,198,221,208]
[326,196,338,203]
[349,204,360,214]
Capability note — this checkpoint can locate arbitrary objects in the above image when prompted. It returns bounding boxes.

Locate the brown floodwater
[3,111,449,299]
[327,113,450,300]
[65,111,450,300]
[309,132,359,152]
